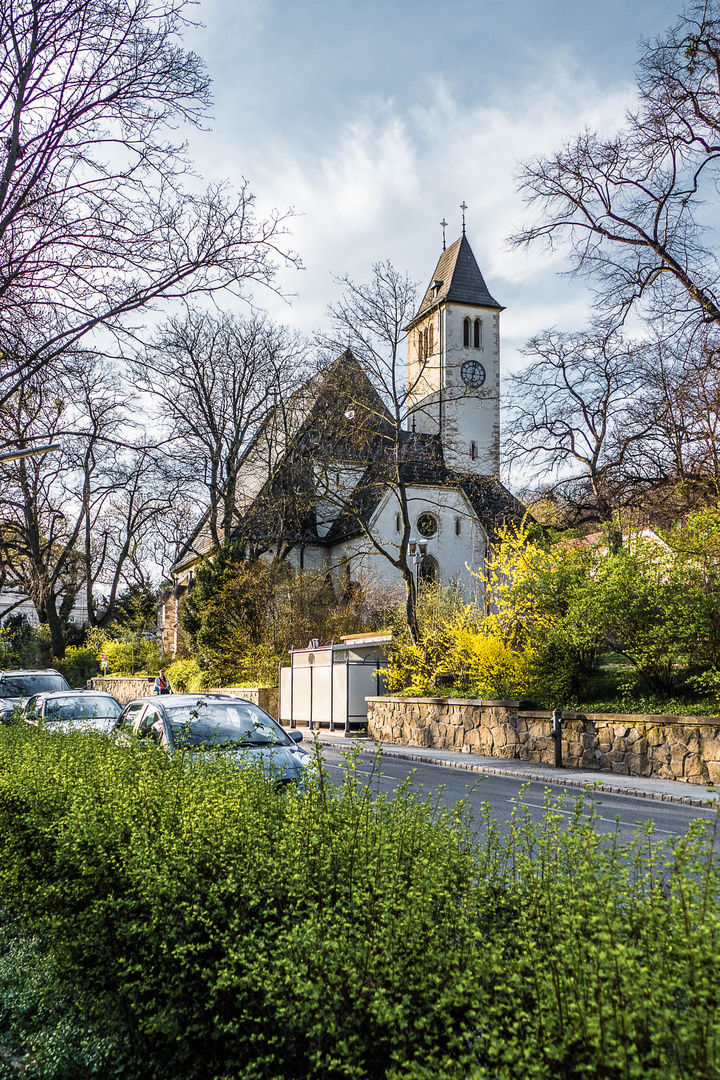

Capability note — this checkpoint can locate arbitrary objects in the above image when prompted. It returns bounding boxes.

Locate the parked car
[115,694,311,786]
[23,690,123,734]
[0,669,71,722]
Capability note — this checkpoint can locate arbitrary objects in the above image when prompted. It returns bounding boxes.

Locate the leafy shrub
[449,624,537,699]
[385,586,470,695]
[165,658,204,693]
[0,615,52,670]
[0,728,717,1079]
[100,639,162,676]
[54,646,99,688]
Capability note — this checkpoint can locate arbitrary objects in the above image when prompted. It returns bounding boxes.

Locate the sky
[180,0,684,383]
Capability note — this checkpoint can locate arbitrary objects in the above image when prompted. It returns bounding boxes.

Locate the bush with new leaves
[0,726,718,1078]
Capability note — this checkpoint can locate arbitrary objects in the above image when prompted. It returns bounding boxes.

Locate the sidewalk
[305,731,719,809]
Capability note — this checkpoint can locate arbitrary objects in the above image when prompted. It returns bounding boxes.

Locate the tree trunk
[43,596,66,659]
[402,564,419,645]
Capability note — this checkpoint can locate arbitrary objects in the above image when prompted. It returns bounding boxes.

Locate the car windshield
[44,695,122,721]
[1,674,69,697]
[164,701,291,749]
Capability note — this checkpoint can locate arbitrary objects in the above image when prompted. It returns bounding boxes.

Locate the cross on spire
[440,217,448,250]
[460,201,468,235]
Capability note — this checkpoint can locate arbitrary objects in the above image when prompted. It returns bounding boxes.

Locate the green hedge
[0,726,717,1079]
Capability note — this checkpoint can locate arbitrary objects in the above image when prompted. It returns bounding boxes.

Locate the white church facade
[163,231,526,653]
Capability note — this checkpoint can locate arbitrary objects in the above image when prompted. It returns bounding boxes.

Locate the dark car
[0,669,71,722]
[24,690,123,734]
[116,694,311,785]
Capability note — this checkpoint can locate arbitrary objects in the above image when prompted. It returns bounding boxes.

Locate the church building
[162,230,526,655]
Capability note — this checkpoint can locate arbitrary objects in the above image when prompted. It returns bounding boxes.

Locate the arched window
[418,555,438,588]
[463,317,470,347]
[474,318,481,348]
[428,322,434,354]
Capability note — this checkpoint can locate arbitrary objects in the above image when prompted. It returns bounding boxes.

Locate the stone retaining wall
[366,697,720,787]
[87,677,155,703]
[87,678,279,718]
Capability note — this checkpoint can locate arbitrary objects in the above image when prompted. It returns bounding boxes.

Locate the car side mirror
[288,730,303,743]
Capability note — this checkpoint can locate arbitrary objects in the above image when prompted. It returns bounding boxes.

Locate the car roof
[35,689,119,700]
[0,669,64,676]
[126,693,253,707]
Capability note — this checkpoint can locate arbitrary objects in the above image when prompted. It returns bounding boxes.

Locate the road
[319,744,719,844]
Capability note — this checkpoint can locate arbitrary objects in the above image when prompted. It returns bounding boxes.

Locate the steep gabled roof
[408,234,503,329]
[170,350,394,571]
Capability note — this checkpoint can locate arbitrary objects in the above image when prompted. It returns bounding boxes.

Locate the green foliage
[181,543,278,685]
[53,646,98,688]
[385,586,468,695]
[165,658,204,693]
[0,615,52,669]
[386,510,720,710]
[0,728,718,1078]
[112,582,159,639]
[181,545,381,687]
[100,639,162,676]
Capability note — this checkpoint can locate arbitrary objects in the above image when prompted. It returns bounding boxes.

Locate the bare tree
[503,326,652,523]
[134,309,310,548]
[0,353,174,655]
[510,2,720,331]
[623,329,720,512]
[316,262,434,644]
[0,0,295,409]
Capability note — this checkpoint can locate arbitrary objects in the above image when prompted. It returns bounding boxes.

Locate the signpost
[101,654,108,675]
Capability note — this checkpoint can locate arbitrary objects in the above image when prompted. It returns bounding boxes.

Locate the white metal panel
[293,667,312,723]
[312,665,332,723]
[279,666,292,723]
[332,664,347,725]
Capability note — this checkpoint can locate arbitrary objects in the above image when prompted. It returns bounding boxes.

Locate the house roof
[407,234,503,329]
[323,448,527,546]
[170,350,394,573]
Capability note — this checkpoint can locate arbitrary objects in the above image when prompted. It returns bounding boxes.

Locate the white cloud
[194,57,635,382]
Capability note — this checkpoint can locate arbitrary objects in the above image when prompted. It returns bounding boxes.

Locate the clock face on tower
[461,359,486,388]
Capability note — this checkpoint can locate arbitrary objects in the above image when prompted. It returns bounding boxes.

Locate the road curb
[318,739,718,809]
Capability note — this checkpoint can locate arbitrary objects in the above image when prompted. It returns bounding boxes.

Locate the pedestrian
[154,669,171,695]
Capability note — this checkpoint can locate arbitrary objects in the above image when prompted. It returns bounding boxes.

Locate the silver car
[24,690,123,733]
[116,694,312,786]
[0,669,71,722]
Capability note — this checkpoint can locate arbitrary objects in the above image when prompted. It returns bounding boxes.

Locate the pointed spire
[408,233,504,327]
[440,217,448,251]
[460,201,467,235]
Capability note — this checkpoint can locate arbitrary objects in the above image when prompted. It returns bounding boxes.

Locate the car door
[135,705,166,746]
[115,701,148,741]
[24,695,44,726]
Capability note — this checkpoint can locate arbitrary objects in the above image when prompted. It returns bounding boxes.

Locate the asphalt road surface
[319,744,719,844]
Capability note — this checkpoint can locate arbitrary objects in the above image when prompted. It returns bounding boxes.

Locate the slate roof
[170,350,393,572]
[323,448,528,546]
[408,234,503,329]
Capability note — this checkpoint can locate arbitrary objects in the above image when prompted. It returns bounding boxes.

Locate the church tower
[406,231,503,475]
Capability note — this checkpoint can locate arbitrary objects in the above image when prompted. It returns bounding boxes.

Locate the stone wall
[87,676,156,703]
[366,697,720,787]
[87,678,279,718]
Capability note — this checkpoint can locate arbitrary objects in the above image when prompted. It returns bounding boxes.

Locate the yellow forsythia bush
[449,623,538,700]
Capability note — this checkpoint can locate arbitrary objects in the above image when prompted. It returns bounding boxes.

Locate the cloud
[183,43,637,388]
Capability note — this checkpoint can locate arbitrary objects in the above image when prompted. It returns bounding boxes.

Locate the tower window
[463,317,470,348]
[395,512,401,533]
[470,441,478,460]
[455,517,462,536]
[474,318,481,349]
